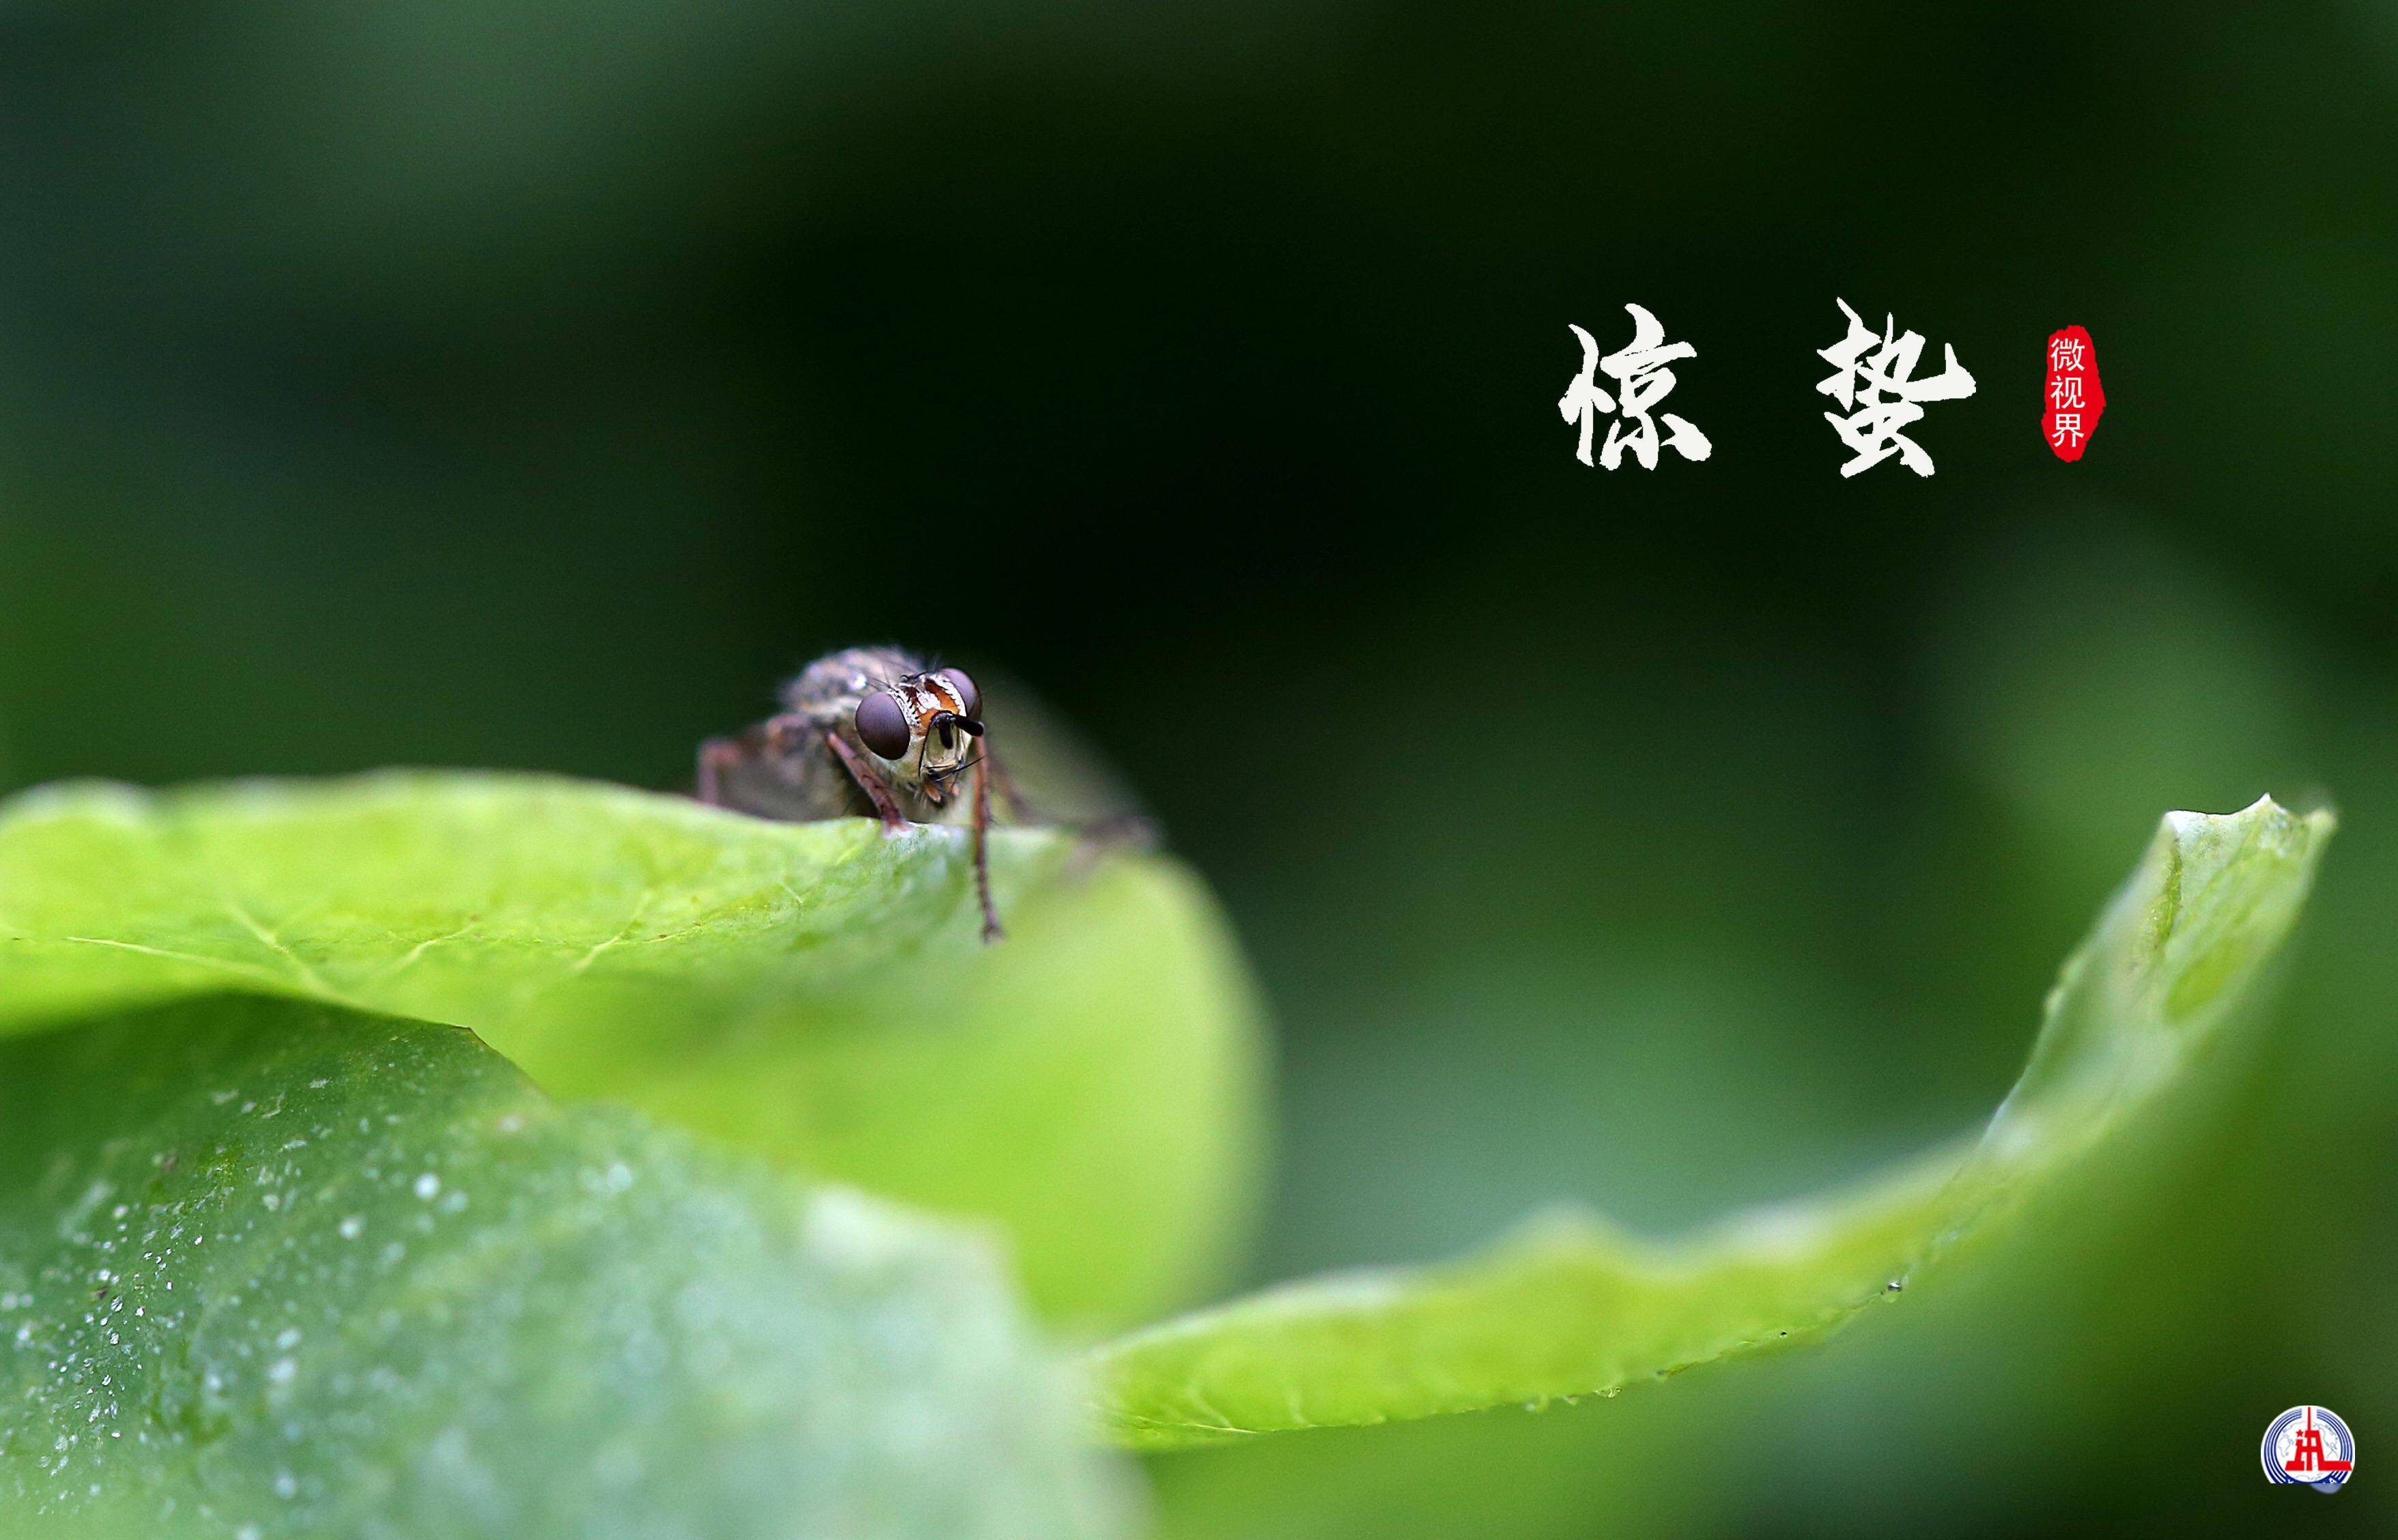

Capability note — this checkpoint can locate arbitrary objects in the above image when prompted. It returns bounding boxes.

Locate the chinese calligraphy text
[1816,299,1976,478]
[2042,325,2104,461]
[1558,304,1712,470]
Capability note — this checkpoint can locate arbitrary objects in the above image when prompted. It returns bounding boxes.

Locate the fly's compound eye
[855,691,913,759]
[935,667,981,722]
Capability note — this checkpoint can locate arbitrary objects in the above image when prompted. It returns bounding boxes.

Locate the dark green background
[1,3,2389,1535]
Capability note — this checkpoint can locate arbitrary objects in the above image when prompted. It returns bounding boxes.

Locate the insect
[697,646,1016,940]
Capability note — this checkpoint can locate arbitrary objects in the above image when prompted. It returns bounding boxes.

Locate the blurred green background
[0,2,2390,1534]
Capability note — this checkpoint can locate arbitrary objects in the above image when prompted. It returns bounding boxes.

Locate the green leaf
[0,773,1268,1327]
[0,994,1133,1539]
[1088,796,2332,1447]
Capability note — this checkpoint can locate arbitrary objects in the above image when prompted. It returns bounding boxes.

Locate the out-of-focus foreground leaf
[0,773,1267,1326]
[0,995,1132,1540]
[1090,797,2330,1446]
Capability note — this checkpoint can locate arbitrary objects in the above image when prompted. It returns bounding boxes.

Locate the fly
[696,646,1020,940]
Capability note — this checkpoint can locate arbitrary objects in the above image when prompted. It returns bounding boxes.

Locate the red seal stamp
[2042,326,2104,461]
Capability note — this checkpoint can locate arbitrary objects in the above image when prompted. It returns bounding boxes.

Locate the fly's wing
[970,669,1151,834]
[705,727,871,823]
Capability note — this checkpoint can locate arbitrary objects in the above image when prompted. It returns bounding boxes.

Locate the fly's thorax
[780,646,931,719]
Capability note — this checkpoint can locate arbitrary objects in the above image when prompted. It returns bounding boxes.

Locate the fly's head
[850,666,983,805]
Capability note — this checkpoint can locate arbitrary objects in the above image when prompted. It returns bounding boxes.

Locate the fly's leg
[830,726,1000,941]
[1058,810,1158,883]
[978,748,1155,887]
[978,740,1152,880]
[971,752,1002,943]
[983,741,1152,844]
[696,728,768,806]
[699,714,826,809]
[825,728,912,831]
[696,739,735,806]
[983,741,1043,825]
